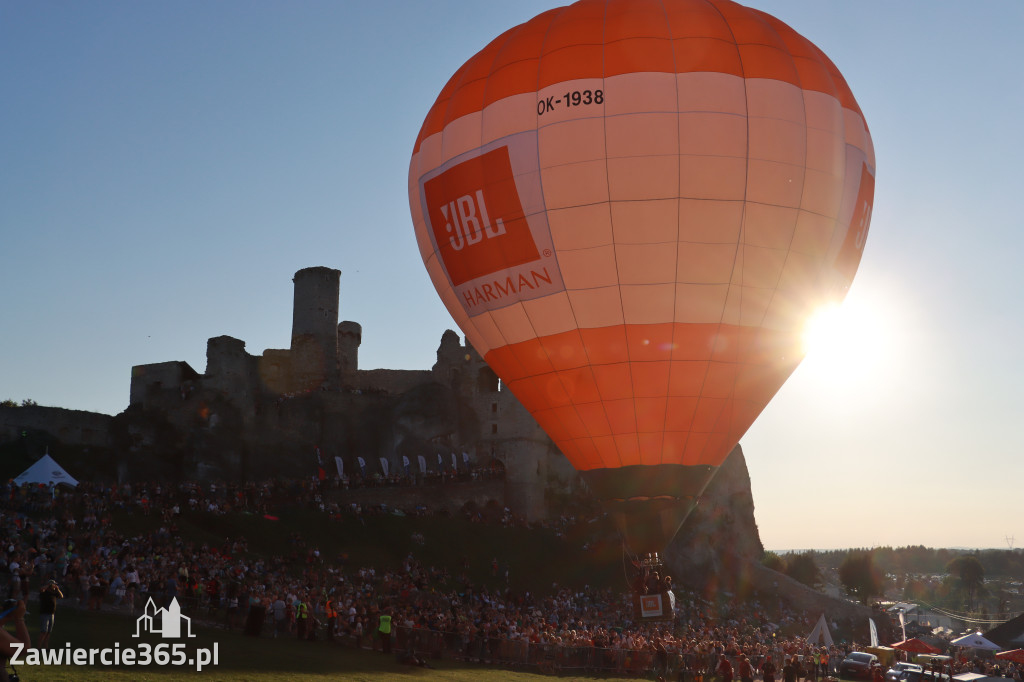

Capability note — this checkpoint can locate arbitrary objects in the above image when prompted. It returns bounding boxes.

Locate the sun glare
[800,298,887,387]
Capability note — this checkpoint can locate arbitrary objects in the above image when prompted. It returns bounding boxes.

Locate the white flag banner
[437,453,443,468]
[379,457,389,477]
[417,455,427,474]
[357,456,366,470]
[335,456,344,477]
[402,455,410,472]
[451,452,457,471]
[899,611,906,641]
[869,618,878,647]
[462,452,470,464]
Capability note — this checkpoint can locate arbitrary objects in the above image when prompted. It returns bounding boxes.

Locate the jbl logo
[440,190,507,251]
[424,146,540,286]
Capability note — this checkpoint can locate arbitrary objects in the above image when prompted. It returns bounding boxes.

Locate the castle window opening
[477,367,499,393]
[491,403,497,413]
[491,424,498,434]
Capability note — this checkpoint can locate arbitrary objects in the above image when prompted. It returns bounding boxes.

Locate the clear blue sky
[2,1,1021,551]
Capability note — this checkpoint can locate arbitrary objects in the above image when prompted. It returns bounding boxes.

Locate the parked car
[840,652,880,679]
[886,663,924,682]
[897,671,950,682]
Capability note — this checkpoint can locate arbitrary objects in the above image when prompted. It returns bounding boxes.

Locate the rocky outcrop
[668,445,763,567]
[662,445,763,592]
[664,444,871,630]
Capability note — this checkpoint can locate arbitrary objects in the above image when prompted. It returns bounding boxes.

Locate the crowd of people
[0,477,1020,680]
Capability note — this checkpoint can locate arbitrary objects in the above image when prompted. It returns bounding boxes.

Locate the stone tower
[290,266,341,392]
[337,321,361,380]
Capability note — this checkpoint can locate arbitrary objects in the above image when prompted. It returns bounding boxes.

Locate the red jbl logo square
[424,147,540,286]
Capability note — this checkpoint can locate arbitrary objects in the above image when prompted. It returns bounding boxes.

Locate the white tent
[950,632,1001,651]
[808,613,836,647]
[14,454,79,487]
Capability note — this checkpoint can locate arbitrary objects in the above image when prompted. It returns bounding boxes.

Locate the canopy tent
[995,650,1024,665]
[808,614,835,648]
[13,454,79,487]
[950,633,1001,651]
[891,638,942,654]
[983,612,1024,650]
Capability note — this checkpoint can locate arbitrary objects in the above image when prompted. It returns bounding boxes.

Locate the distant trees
[786,552,823,588]
[0,399,37,407]
[947,554,986,610]
[762,551,785,572]
[839,551,885,604]
[760,551,822,588]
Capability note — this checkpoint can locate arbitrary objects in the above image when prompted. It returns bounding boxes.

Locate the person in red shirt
[718,654,735,682]
[739,654,755,682]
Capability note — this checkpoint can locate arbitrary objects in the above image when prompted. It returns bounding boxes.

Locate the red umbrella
[996,650,1024,664]
[891,638,942,654]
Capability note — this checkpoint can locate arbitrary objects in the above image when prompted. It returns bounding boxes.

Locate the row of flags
[315,448,471,479]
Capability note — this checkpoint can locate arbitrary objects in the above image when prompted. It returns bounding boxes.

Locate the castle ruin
[125,266,575,520]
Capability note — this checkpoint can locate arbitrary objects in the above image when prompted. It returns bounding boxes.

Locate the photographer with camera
[38,579,63,649]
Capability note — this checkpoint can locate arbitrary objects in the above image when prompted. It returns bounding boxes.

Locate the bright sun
[800,297,887,388]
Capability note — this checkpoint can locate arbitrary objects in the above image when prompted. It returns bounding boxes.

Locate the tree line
[762,546,1024,612]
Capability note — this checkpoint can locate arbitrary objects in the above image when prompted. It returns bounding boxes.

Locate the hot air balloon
[409,0,874,561]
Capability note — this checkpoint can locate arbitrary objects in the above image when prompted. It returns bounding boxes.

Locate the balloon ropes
[409,0,874,562]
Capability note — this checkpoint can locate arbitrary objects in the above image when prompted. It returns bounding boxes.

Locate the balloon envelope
[409,0,874,554]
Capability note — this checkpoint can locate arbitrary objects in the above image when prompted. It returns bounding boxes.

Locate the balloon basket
[633,589,676,623]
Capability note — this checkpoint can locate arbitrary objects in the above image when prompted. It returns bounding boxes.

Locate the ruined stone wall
[205,337,252,395]
[129,361,200,408]
[350,369,434,395]
[432,335,570,522]
[0,406,112,448]
[257,349,292,395]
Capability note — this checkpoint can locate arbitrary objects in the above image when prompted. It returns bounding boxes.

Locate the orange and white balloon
[409,0,874,554]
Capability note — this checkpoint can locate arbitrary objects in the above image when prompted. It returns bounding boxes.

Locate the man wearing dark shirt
[39,579,64,649]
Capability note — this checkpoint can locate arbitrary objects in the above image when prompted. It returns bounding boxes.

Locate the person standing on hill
[717,654,734,682]
[763,655,778,682]
[325,595,337,641]
[378,610,392,654]
[783,656,800,682]
[272,595,286,638]
[296,598,309,639]
[38,580,63,649]
[739,654,755,682]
